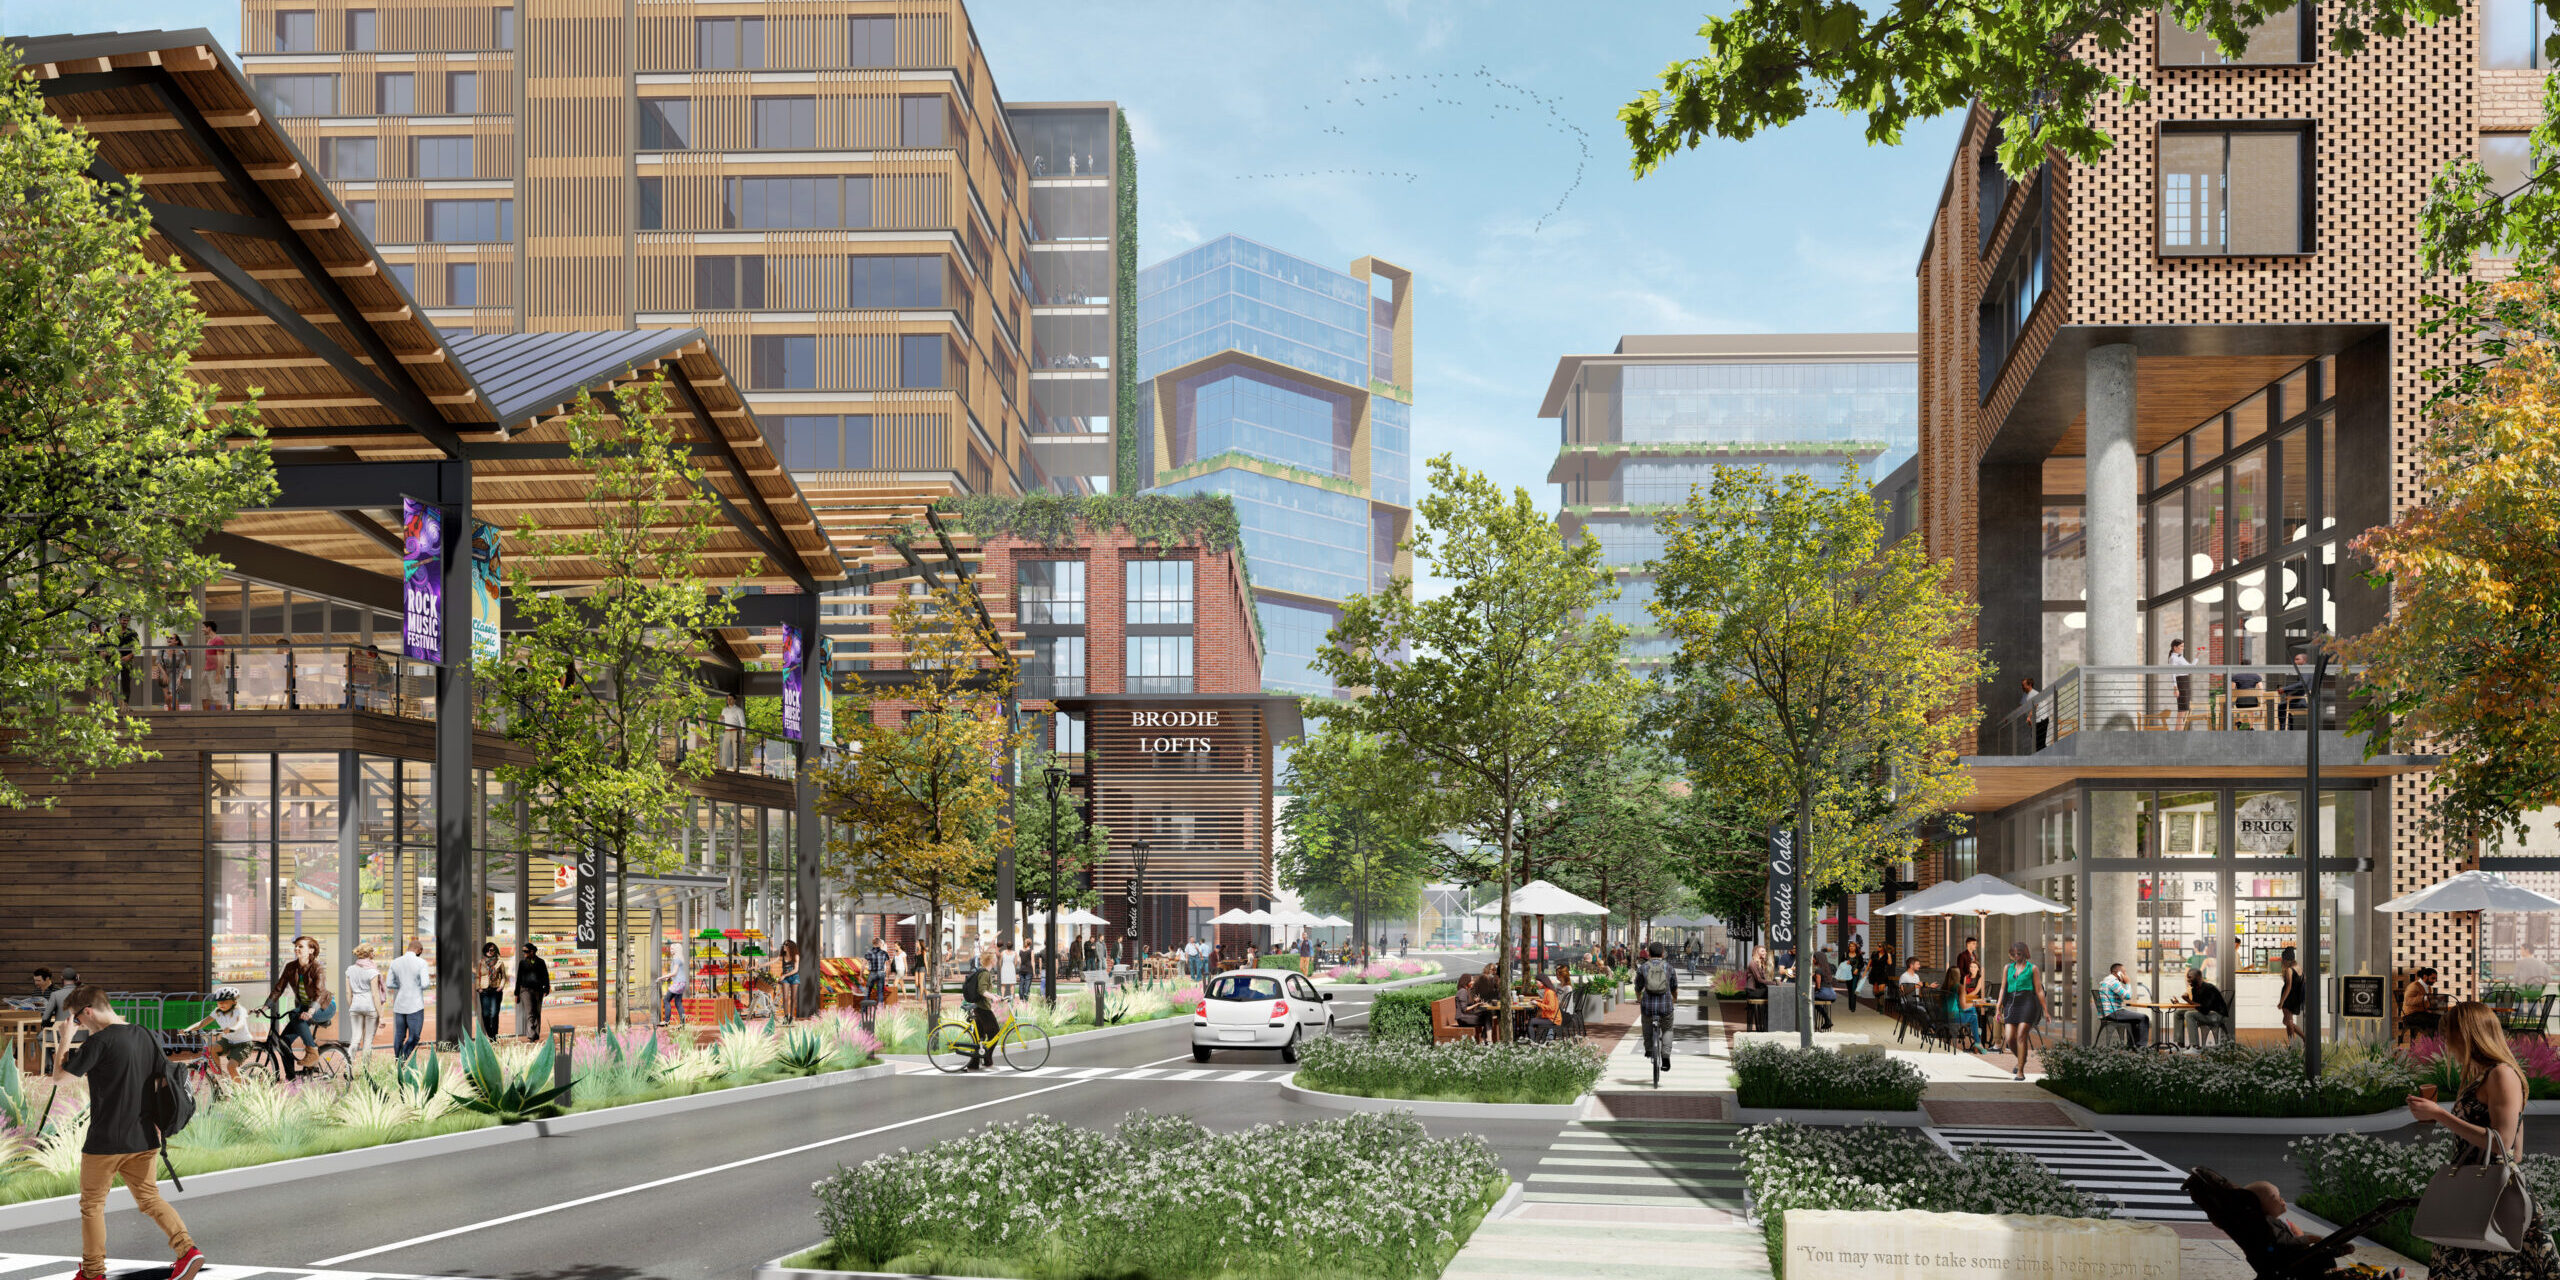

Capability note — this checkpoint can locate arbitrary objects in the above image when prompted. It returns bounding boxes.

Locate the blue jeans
[392,1010,424,1060]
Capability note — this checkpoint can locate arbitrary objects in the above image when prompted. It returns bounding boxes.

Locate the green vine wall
[933,492,1242,552]
[1113,113,1141,493]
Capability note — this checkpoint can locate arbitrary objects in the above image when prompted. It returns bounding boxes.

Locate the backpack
[1639,959,1672,996]
[146,1031,196,1143]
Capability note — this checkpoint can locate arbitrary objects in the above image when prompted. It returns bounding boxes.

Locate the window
[635,178,663,231]
[423,198,511,242]
[2485,0,2549,67]
[1126,560,1194,625]
[345,199,376,239]
[777,416,839,469]
[723,177,838,229]
[694,254,765,310]
[843,175,871,228]
[374,72,412,114]
[752,335,817,389]
[320,137,377,180]
[753,96,816,150]
[386,262,416,292]
[2159,126,2309,256]
[1126,636,1194,694]
[696,17,764,68]
[446,72,478,114]
[412,136,473,179]
[899,94,947,147]
[254,74,337,117]
[637,98,691,150]
[2158,4,2306,64]
[848,15,895,66]
[446,262,479,306]
[1979,175,2050,392]
[274,10,316,52]
[898,334,946,389]
[848,255,947,307]
[843,415,873,468]
[2484,134,2534,199]
[345,10,376,50]
[1023,635,1086,697]
[1017,560,1086,624]
[494,8,514,49]
[1054,711,1085,756]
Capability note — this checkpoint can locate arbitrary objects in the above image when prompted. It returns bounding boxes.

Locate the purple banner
[781,623,804,742]
[401,497,444,663]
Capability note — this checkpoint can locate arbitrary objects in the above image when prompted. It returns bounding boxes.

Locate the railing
[672,720,799,780]
[118,644,439,718]
[1991,663,2368,756]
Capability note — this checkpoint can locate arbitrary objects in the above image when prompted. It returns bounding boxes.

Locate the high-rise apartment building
[1134,235,1414,697]
[1539,334,1919,664]
[238,0,1124,497]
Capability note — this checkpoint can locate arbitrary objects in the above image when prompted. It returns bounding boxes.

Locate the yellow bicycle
[926,1001,1052,1072]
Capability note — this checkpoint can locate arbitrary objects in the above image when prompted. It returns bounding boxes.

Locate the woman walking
[775,940,802,1021]
[2405,1001,2560,1279]
[343,943,387,1059]
[475,941,508,1039]
[2278,945,2306,1045]
[1997,941,2045,1080]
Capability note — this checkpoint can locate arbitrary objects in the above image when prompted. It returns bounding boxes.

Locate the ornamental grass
[1294,1035,1603,1105]
[2038,1041,2421,1117]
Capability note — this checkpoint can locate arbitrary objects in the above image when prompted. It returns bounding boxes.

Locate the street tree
[2334,273,2560,849]
[1651,466,1986,1042]
[488,376,738,1027]
[1011,746,1108,917]
[817,581,1029,1025]
[0,64,274,807]
[1316,455,1642,1037]
[1544,740,1680,958]
[1279,723,1437,957]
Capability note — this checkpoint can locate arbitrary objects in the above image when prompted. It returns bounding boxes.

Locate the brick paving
[1594,1092,1726,1121]
[1919,1097,2075,1127]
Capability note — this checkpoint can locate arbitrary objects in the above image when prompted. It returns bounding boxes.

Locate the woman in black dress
[2278,945,2305,1045]
[2406,1001,2560,1280]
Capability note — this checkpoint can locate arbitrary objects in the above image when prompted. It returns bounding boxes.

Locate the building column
[794,594,823,1017]
[434,459,476,1045]
[2085,344,2140,672]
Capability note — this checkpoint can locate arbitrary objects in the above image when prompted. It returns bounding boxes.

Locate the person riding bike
[1637,941,1679,1073]
[960,956,1000,1072]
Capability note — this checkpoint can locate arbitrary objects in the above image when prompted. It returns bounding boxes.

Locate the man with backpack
[54,984,205,1280]
[1637,942,1680,1073]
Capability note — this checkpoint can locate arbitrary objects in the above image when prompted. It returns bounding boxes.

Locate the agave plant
[0,1055,36,1133]
[455,1032,573,1124]
[774,1025,845,1077]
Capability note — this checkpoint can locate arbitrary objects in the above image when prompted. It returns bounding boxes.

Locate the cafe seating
[2093,1016,2142,1050]
[2501,993,2555,1043]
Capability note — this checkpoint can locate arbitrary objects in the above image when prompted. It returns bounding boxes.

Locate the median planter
[1294,1035,1604,1107]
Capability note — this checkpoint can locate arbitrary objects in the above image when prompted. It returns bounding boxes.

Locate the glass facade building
[1137,235,1414,697]
[1542,335,1919,665]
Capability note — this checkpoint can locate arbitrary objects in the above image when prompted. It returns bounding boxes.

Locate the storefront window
[207,753,340,989]
[2148,791,2220,857]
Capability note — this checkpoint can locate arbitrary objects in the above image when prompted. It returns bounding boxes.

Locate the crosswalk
[0,1255,493,1280]
[895,1063,1296,1084]
[1927,1126,2200,1222]
[1520,1120,1746,1211]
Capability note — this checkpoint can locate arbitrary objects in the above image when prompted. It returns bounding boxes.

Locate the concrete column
[2085,344,2141,671]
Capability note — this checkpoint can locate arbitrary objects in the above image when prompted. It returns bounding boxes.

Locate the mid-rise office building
[238,0,1125,497]
[1134,235,1414,697]
[1539,334,1918,664]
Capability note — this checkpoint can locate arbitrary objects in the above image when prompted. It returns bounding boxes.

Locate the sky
[3,0,1963,529]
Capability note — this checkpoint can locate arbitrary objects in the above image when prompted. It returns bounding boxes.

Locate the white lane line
[1160,1069,1214,1081]
[309,1077,1093,1267]
[1118,1069,1166,1079]
[1066,1067,1117,1078]
[1219,1070,1268,1082]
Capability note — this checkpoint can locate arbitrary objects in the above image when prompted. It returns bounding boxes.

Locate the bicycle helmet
[213,986,239,1002]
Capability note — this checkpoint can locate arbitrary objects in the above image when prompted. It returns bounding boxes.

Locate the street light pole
[1044,765,1065,1005]
[2303,641,2331,1081]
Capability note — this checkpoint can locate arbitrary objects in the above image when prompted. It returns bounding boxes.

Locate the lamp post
[1043,765,1066,1005]
[2302,640,2331,1081]
[1129,840,1153,971]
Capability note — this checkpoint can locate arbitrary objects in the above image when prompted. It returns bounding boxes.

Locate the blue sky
[6,0,1962,516]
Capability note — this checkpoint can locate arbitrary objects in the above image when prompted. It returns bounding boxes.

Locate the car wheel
[1280,1028,1300,1063]
[1192,1044,1213,1063]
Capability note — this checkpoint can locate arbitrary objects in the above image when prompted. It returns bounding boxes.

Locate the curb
[1276,1074,1592,1119]
[2032,1091,2556,1134]
[1485,1180,1527,1221]
[0,1062,897,1234]
[1734,1102,1929,1127]
[756,1253,975,1280]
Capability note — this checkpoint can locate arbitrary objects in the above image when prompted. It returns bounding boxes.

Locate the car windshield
[1207,975,1282,1002]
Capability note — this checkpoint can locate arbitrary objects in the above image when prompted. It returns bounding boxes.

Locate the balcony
[1991,663,2369,757]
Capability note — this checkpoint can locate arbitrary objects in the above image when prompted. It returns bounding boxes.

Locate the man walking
[384,938,430,1062]
[863,938,889,1017]
[514,941,552,1037]
[56,984,205,1280]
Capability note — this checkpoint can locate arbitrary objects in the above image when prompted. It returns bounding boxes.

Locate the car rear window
[1207,975,1282,1002]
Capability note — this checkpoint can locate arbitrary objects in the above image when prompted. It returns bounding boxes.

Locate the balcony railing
[1991,663,2369,756]
[119,644,440,718]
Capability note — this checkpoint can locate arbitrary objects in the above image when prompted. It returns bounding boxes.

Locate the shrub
[1744,1121,2111,1275]
[1367,982,1458,1043]
[2039,1041,2420,1117]
[2288,1130,2560,1263]
[1295,1036,1603,1105]
[1732,1043,1925,1112]
[2409,1034,2560,1099]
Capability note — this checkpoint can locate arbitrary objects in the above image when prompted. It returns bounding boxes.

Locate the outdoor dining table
[2127,1000,2198,1049]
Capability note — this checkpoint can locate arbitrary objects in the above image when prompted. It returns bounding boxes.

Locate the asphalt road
[0,958,1536,1280]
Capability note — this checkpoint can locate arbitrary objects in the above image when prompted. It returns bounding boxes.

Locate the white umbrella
[1317,914,1353,928]
[1237,909,1275,925]
[1873,879,1961,917]
[1509,879,1608,916]
[1883,873,2066,916]
[896,915,922,925]
[2377,870,2560,915]
[1207,907,1256,925]
[1063,907,1110,926]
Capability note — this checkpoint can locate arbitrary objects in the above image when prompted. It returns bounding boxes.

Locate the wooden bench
[1430,996,1475,1044]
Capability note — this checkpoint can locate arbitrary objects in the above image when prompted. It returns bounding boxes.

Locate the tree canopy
[1279,723,1437,952]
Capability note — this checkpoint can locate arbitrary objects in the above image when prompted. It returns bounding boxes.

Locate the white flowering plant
[1743,1121,2111,1274]
[1731,1042,1925,1111]
[808,1110,1505,1278]
[2041,1041,2421,1117]
[1295,1035,1603,1104]
[2291,1130,2560,1263]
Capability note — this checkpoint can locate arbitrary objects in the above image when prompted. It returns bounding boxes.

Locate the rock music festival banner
[400,497,444,663]
[781,623,804,742]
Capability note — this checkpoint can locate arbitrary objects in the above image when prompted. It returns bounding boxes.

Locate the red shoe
[170,1247,206,1280]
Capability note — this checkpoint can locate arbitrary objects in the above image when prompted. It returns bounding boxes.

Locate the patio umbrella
[1508,880,1608,916]
[1317,914,1353,928]
[1207,907,1256,925]
[1872,879,1961,917]
[1898,874,2068,916]
[1061,908,1109,926]
[2376,870,2560,915]
[1820,913,1867,927]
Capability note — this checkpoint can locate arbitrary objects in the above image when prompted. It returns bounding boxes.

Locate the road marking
[310,1077,1093,1266]
[1927,1126,2201,1222]
[0,1260,449,1280]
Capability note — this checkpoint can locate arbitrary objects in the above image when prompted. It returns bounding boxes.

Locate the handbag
[2412,1125,2533,1253]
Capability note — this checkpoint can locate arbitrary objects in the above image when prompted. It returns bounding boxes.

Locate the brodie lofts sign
[1131,709,1218,754]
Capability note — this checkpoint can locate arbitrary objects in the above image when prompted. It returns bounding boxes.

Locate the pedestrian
[863,938,889,1016]
[32,967,64,1073]
[662,942,690,1026]
[960,957,999,1072]
[1399,933,1409,957]
[385,938,430,1062]
[1997,941,2045,1080]
[177,988,253,1085]
[474,941,507,1039]
[776,940,802,1020]
[55,983,206,1280]
[998,943,1019,1004]
[887,937,908,1006]
[1835,948,1861,1013]
[2278,945,2306,1045]
[2405,1001,2560,1280]
[2167,637,2194,712]
[515,941,552,1035]
[343,944,386,1060]
[258,935,332,1079]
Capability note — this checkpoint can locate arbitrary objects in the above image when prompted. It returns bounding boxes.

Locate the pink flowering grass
[1361,964,1393,981]
[1171,986,1203,1008]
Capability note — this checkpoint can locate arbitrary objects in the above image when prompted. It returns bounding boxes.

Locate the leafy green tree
[0,61,273,807]
[1279,723,1436,954]
[1651,467,1986,1042]
[488,376,737,1028]
[1011,747,1107,917]
[1316,455,1642,1036]
[1548,740,1685,956]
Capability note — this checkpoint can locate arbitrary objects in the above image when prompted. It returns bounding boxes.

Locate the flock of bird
[1241,65,1591,230]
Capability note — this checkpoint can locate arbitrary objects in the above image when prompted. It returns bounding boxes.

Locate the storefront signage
[400,497,444,663]
[2236,793,2299,853]
[815,635,834,743]
[1767,823,1799,950]
[781,624,804,742]
[574,848,601,951]
[2342,974,2387,1019]
[469,520,502,664]
[1132,709,1216,754]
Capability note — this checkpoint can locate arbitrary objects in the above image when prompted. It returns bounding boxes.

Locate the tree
[2333,273,2560,849]
[1548,740,1686,957]
[1010,747,1108,916]
[817,581,1028,1026]
[0,62,273,807]
[1316,455,1642,1037]
[1279,723,1437,955]
[1651,466,1986,1043]
[488,376,738,1028]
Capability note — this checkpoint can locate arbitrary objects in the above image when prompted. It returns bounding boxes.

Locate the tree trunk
[925,897,944,1029]
[614,848,628,1029]
[1796,789,1816,1048]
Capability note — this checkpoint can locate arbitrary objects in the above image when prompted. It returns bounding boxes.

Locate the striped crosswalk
[0,1254,490,1280]
[894,1063,1295,1084]
[1520,1119,1746,1211]
[1927,1126,2200,1222]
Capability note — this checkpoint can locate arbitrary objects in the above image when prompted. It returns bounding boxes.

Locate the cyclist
[1636,941,1679,1074]
[258,935,333,1080]
[179,988,254,1084]
[960,954,1000,1072]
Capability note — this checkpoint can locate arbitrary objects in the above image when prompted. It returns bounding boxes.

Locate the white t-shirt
[1898,971,1923,991]
[345,961,379,1012]
[210,1005,253,1045]
[384,952,431,1015]
[666,953,689,995]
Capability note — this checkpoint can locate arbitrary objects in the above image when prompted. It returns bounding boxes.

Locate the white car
[1190,968,1335,1062]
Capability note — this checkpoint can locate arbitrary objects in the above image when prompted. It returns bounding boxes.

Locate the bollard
[550,1024,576,1107]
